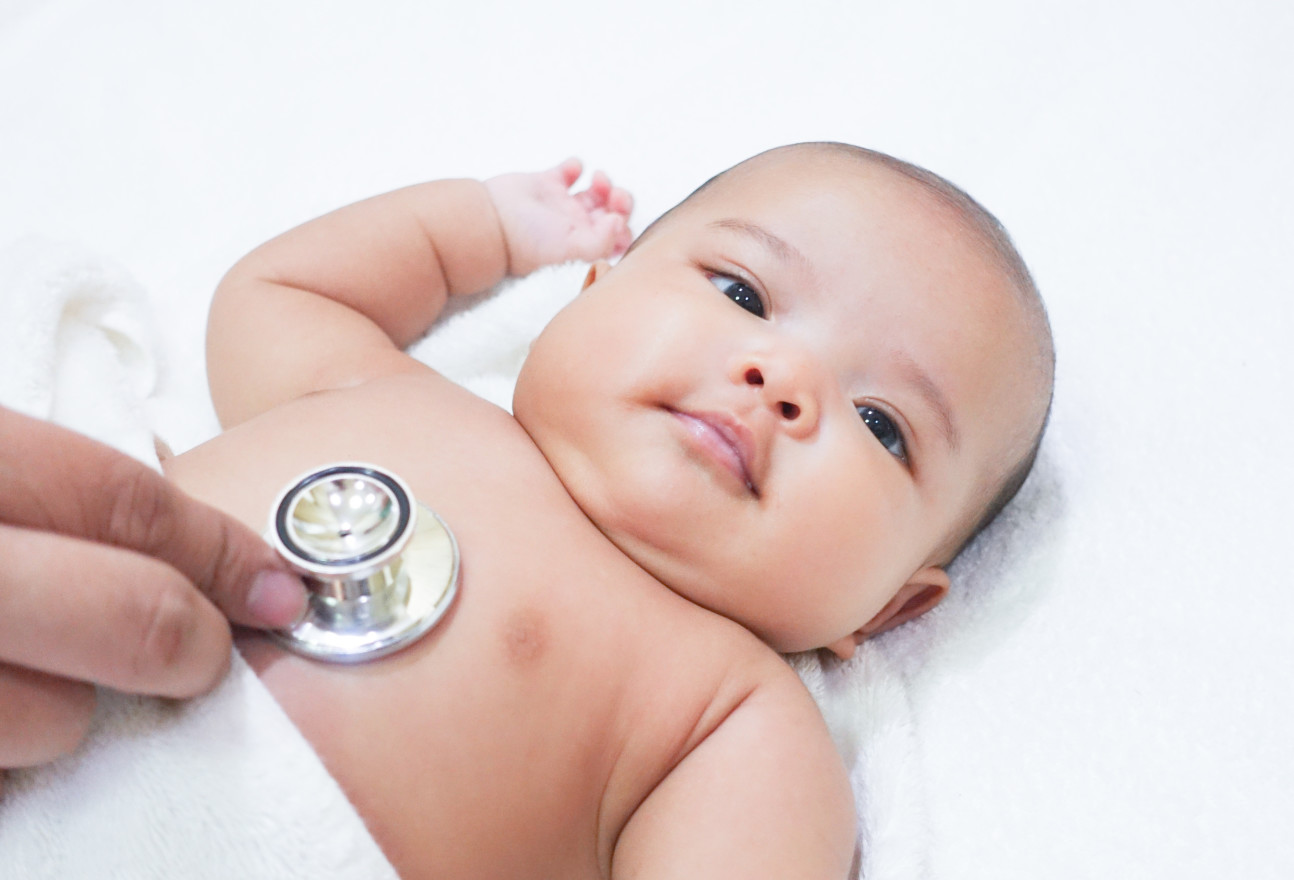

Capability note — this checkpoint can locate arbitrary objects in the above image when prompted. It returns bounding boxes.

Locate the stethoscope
[267,463,460,662]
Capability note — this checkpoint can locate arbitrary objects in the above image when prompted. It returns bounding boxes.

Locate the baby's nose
[743,368,801,420]
[739,359,821,437]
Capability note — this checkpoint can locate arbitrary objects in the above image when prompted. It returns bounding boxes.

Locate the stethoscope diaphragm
[267,462,459,662]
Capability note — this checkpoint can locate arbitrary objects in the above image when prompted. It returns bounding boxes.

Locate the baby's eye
[709,274,766,318]
[857,405,907,462]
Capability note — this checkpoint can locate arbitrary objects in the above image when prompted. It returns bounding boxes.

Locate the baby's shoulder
[613,655,857,877]
[729,659,855,792]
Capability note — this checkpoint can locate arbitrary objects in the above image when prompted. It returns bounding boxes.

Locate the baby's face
[514,149,1044,655]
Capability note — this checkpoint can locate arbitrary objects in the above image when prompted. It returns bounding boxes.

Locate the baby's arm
[207,159,631,427]
[612,683,858,879]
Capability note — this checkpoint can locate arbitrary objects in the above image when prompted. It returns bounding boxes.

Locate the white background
[2,1,1292,876]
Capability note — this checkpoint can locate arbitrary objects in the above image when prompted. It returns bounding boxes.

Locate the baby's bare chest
[168,376,772,878]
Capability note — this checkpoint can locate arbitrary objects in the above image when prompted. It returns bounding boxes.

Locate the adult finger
[0,662,96,768]
[0,407,305,628]
[0,523,233,697]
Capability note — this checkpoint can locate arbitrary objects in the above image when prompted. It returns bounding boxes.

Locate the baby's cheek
[781,467,899,596]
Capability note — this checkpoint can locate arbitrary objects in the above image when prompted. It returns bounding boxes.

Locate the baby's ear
[582,259,611,290]
[825,568,949,660]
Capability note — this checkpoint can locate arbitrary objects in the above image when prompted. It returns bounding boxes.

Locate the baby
[163,142,1053,878]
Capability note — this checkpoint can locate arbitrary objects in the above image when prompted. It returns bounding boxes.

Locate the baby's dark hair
[633,141,1055,566]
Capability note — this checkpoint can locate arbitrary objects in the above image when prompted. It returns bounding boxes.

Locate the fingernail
[247,570,309,628]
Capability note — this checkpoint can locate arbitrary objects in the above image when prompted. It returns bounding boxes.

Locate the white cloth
[0,239,397,880]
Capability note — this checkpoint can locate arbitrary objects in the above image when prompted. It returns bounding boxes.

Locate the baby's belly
[165,375,697,878]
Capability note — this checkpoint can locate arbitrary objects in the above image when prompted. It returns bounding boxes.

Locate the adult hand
[0,406,307,786]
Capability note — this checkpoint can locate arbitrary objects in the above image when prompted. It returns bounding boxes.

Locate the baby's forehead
[718,147,1007,239]
[695,148,1044,341]
[681,155,987,268]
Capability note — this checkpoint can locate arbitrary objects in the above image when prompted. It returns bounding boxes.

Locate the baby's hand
[485,159,633,276]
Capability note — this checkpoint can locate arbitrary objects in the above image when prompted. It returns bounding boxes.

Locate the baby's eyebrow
[709,218,813,275]
[895,352,961,453]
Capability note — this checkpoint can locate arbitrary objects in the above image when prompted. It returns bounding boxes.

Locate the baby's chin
[512,364,845,655]
[583,509,838,654]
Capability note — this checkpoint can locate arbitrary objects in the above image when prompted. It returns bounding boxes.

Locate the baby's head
[514,143,1054,659]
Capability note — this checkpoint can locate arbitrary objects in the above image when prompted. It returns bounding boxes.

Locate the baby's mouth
[667,408,759,497]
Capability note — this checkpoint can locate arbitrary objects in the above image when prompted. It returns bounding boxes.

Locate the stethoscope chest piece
[268,463,460,662]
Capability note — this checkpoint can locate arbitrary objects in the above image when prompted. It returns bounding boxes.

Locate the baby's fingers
[575,171,633,223]
[570,211,633,260]
[574,170,612,210]
[608,184,634,218]
[0,663,95,768]
[555,157,584,189]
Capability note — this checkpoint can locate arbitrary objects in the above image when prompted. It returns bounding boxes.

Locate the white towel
[0,238,397,880]
[0,236,159,462]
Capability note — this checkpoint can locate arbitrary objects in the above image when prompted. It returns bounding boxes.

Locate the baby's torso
[165,372,798,879]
